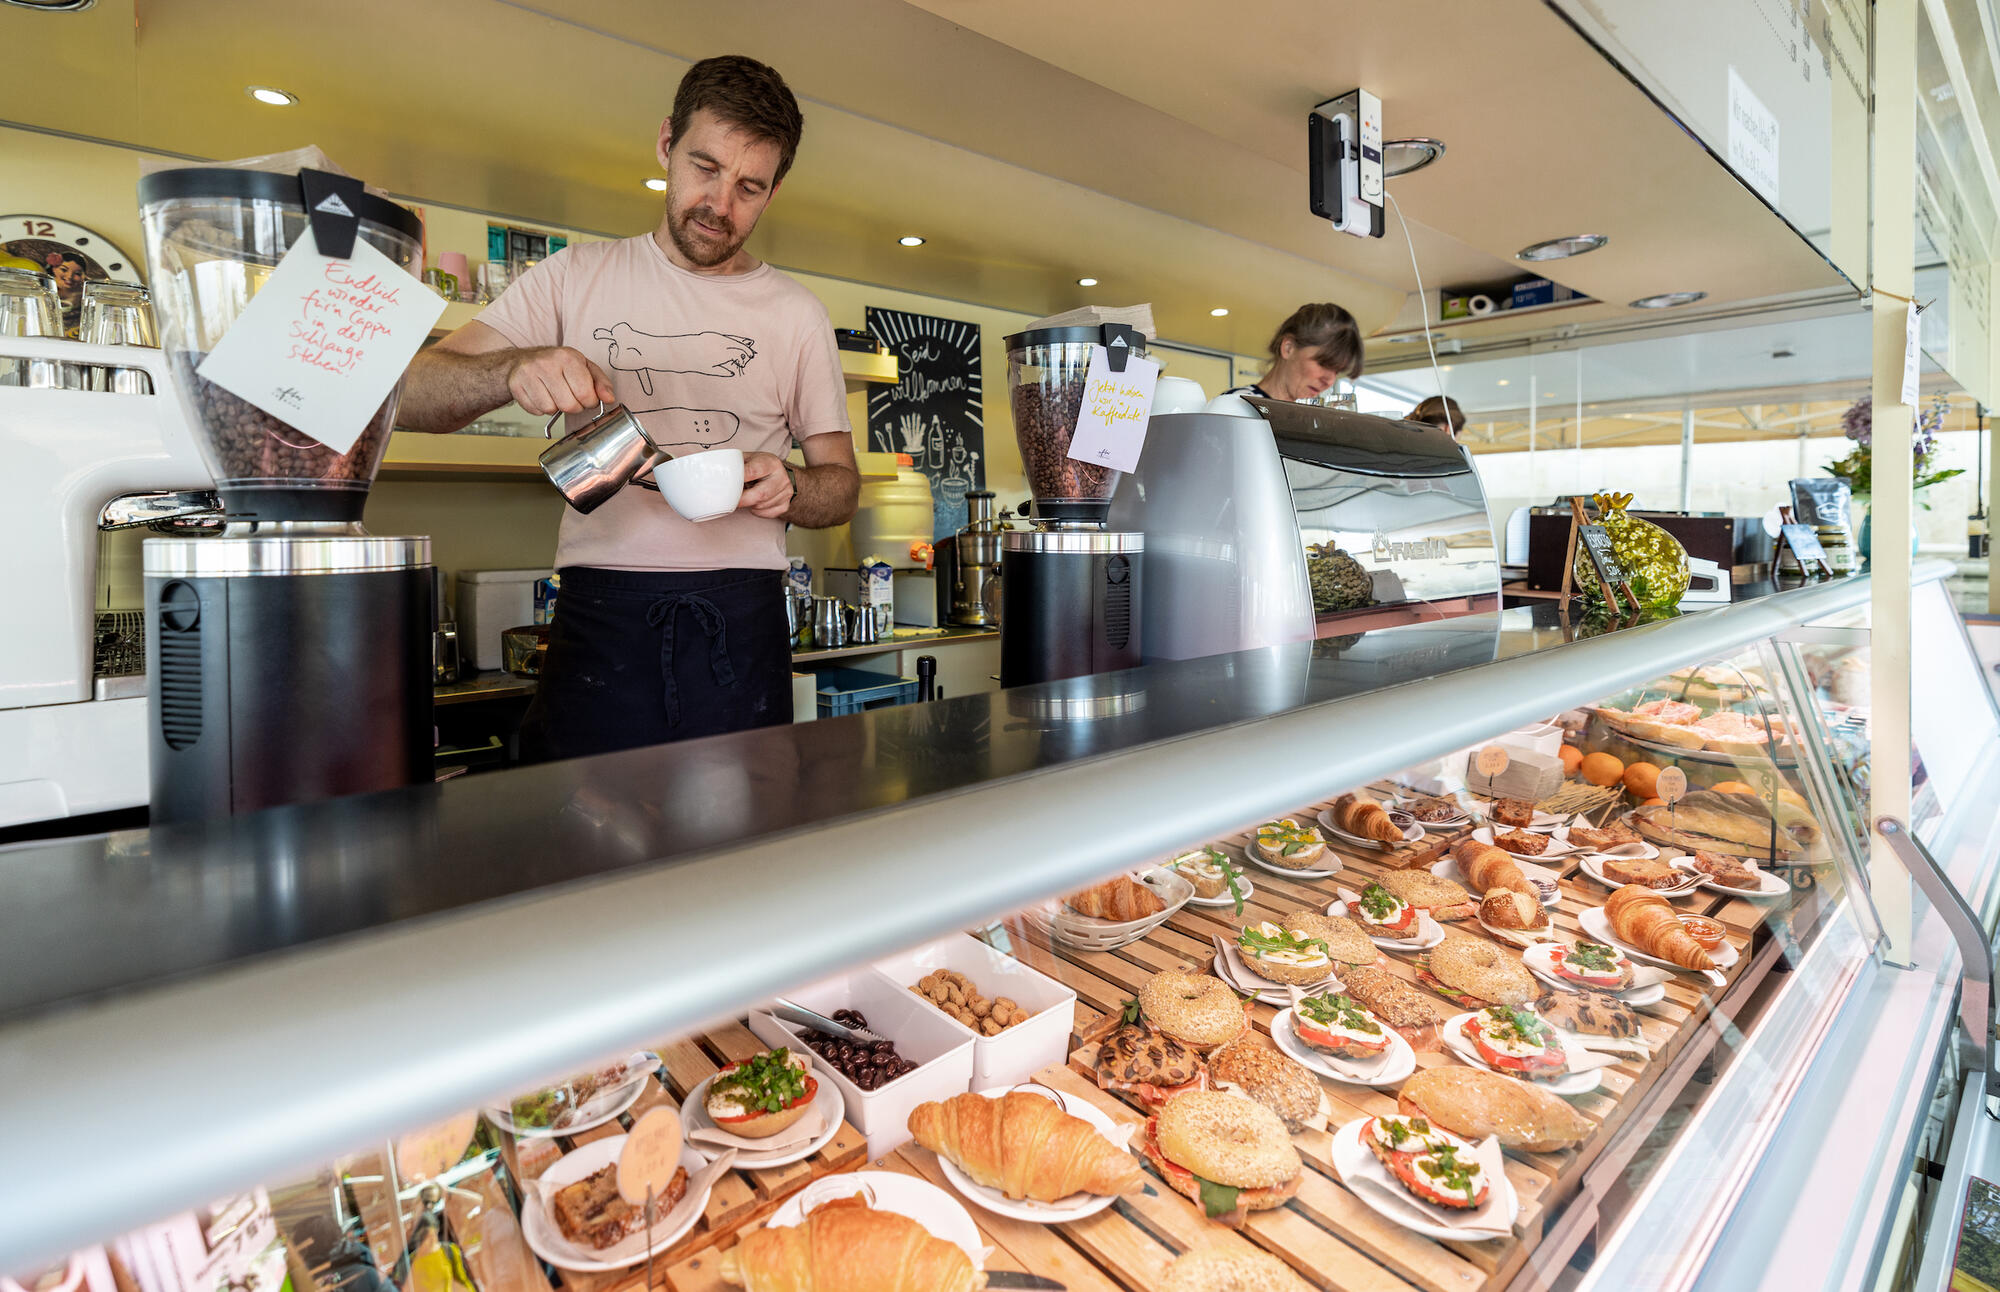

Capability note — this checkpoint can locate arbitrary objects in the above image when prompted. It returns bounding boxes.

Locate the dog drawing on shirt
[592,323,757,394]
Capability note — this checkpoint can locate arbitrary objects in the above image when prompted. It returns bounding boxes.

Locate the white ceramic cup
[653,448,745,522]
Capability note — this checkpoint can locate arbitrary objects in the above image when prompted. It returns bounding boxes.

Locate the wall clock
[0,215,142,338]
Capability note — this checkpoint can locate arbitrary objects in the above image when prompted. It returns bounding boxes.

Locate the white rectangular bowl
[749,973,974,1160]
[867,932,1078,1089]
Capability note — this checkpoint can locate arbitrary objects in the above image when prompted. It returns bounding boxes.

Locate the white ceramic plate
[1575,853,1704,898]
[1246,847,1343,880]
[680,1066,845,1168]
[1272,1007,1417,1087]
[1432,857,1561,909]
[1579,906,1738,973]
[520,1138,711,1272]
[1329,1119,1518,1242]
[485,1070,653,1139]
[931,1087,1127,1224]
[1317,807,1425,851]
[1469,824,1576,858]
[768,1170,985,1266]
[1670,857,1791,899]
[1441,1012,1602,1098]
[1327,896,1445,951]
[1185,874,1257,908]
[1520,941,1667,1007]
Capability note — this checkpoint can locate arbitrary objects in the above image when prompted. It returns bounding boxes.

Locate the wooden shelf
[841,349,899,389]
[379,431,545,479]
[430,299,484,337]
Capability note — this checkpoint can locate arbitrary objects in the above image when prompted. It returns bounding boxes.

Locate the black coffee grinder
[998,324,1145,687]
[138,168,434,822]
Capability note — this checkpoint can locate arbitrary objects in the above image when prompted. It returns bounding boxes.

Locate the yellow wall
[8,124,1237,587]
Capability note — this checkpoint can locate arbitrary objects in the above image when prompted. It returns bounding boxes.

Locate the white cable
[1384,190,1448,409]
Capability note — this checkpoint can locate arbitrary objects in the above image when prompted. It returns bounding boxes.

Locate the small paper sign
[1901,301,1922,406]
[1655,766,1688,804]
[1064,345,1161,474]
[618,1106,684,1206]
[1778,523,1828,569]
[1577,525,1629,587]
[1474,746,1510,777]
[394,1110,478,1183]
[196,228,447,455]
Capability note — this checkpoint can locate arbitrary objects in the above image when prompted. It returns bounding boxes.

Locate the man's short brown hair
[670,55,805,183]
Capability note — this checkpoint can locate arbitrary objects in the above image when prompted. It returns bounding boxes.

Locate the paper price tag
[1902,301,1922,406]
[196,228,447,455]
[394,1110,478,1183]
[1064,345,1160,474]
[1474,746,1510,777]
[1655,766,1688,804]
[618,1106,685,1206]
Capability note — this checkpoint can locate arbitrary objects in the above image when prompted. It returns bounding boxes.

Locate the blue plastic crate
[813,665,919,717]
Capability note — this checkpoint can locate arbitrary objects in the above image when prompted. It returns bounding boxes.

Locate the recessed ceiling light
[1496,379,1510,387]
[898,235,926,247]
[1382,138,1447,178]
[1517,234,1607,261]
[1076,277,1098,287]
[644,178,667,191]
[1630,290,1706,309]
[246,86,297,107]
[1210,307,1230,317]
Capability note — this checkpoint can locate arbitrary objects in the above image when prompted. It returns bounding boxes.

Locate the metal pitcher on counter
[813,596,847,650]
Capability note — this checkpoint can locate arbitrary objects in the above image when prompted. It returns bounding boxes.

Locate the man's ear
[655,118,674,173]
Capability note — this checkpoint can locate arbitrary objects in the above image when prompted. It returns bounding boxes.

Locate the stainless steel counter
[0,566,1928,1270]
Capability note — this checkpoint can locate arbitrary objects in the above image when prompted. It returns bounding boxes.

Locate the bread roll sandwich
[1415,932,1539,1010]
[1628,790,1816,859]
[1396,1066,1593,1152]
[719,1196,978,1292]
[1479,890,1548,934]
[705,1048,819,1139]
[1379,869,1478,922]
[1339,965,1444,1051]
[1208,1038,1330,1133]
[1137,1090,1302,1227]
[1452,839,1536,899]
[1362,1115,1490,1210]
[907,1090,1146,1202]
[1457,1005,1568,1079]
[1604,884,1715,970]
[1234,921,1334,986]
[1279,909,1381,969]
[1252,818,1329,868]
[1350,882,1425,943]
[1169,846,1246,908]
[1160,1248,1313,1292]
[1290,992,1392,1060]
[1543,939,1634,991]
[1093,1007,1208,1109]
[1332,792,1405,843]
[1065,875,1165,921]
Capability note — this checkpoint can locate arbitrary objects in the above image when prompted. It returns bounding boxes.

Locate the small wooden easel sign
[1560,497,1643,614]
[1774,506,1836,578]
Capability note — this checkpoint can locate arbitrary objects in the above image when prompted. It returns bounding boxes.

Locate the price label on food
[1064,342,1160,474]
[1474,746,1511,777]
[1655,765,1688,804]
[196,227,447,455]
[394,1110,478,1183]
[618,1105,685,1206]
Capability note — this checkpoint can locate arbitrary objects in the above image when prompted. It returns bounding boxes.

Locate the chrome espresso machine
[1110,396,1500,660]
[0,166,436,829]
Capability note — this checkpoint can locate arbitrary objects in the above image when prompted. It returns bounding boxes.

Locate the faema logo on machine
[196,227,446,454]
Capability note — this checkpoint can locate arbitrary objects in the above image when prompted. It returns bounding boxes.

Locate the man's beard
[666,194,746,268]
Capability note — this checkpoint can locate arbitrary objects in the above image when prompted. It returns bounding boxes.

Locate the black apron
[518,566,793,763]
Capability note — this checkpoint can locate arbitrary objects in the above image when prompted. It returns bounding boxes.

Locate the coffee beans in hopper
[169,349,394,485]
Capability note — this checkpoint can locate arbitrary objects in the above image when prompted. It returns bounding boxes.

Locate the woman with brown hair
[1226,302,1364,403]
[1407,395,1466,437]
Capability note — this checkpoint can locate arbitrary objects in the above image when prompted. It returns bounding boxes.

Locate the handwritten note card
[1065,345,1160,474]
[197,229,446,454]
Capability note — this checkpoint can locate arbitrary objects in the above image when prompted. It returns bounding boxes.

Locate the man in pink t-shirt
[399,55,858,760]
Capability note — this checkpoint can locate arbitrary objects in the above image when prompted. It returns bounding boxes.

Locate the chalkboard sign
[1576,524,1630,586]
[865,308,986,541]
[1777,522,1834,577]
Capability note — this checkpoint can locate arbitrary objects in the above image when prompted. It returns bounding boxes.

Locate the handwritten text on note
[197,229,446,455]
[1064,345,1160,474]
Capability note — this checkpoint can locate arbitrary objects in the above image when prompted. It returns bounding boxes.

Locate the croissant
[1065,877,1164,921]
[1336,793,1404,843]
[719,1196,981,1292]
[1604,884,1714,970]
[908,1091,1146,1201]
[1452,839,1536,898]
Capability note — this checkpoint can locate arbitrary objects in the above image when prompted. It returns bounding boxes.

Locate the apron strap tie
[644,592,736,726]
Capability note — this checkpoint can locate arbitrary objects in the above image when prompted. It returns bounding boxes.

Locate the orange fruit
[1579,751,1625,787]
[1711,780,1756,797]
[1623,761,1662,799]
[1558,745,1584,774]
[1640,797,1665,807]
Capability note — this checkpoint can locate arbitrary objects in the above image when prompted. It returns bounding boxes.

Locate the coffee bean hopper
[135,168,434,822]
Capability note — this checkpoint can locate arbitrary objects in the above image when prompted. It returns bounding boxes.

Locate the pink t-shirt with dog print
[477,234,850,572]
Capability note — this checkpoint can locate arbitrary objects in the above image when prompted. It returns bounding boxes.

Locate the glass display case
[4,564,1994,1292]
